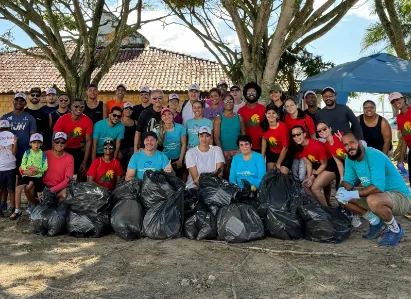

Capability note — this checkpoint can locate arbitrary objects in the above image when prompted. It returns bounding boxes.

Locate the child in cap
[10,133,48,220]
[0,120,17,216]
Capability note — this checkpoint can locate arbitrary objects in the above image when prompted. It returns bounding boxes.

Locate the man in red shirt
[53,98,93,181]
[238,82,266,152]
[43,132,74,200]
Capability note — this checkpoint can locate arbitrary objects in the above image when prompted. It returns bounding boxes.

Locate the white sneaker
[351,214,362,228]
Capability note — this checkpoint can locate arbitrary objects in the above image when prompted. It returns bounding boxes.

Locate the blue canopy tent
[300,53,411,104]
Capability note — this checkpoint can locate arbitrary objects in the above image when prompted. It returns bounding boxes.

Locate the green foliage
[43,13,77,32]
[166,0,204,9]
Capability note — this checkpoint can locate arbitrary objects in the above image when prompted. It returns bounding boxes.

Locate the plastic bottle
[397,162,409,179]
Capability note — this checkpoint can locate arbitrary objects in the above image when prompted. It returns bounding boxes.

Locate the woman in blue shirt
[156,108,187,179]
[229,135,266,189]
[185,100,213,149]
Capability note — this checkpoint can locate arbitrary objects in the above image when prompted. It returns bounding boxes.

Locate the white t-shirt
[185,145,225,189]
[0,131,16,171]
[233,101,246,113]
[181,100,209,126]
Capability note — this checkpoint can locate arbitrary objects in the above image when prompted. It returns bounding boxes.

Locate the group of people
[0,80,409,247]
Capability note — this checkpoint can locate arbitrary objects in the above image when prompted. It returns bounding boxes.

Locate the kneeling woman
[291,125,337,206]
[87,140,124,191]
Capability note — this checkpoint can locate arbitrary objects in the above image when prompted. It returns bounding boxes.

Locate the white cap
[168,93,180,101]
[123,102,133,109]
[46,88,56,95]
[218,79,228,86]
[140,87,150,93]
[117,83,127,90]
[304,90,316,98]
[54,132,67,141]
[198,126,211,135]
[0,120,10,128]
[14,92,27,101]
[30,133,43,143]
[188,83,200,91]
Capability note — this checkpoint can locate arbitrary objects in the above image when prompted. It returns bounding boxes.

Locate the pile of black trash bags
[30,169,352,243]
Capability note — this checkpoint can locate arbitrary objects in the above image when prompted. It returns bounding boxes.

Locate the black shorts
[0,169,16,191]
[312,158,338,174]
[266,149,293,170]
[18,176,44,193]
[65,148,85,175]
[171,158,186,179]
[15,157,22,178]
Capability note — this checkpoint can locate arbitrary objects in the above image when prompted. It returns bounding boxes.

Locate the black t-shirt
[132,103,153,121]
[136,107,161,147]
[84,101,104,124]
[121,120,137,149]
[304,109,317,123]
[25,108,48,136]
[40,105,58,115]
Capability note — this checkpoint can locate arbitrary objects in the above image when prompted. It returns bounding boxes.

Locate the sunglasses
[152,97,163,101]
[292,132,304,138]
[247,91,257,96]
[103,145,114,150]
[54,140,66,144]
[59,99,69,102]
[31,94,41,98]
[73,105,84,109]
[316,127,328,133]
[223,100,234,104]
[112,114,122,118]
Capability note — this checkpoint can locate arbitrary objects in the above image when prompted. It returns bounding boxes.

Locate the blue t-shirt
[128,150,169,179]
[185,118,213,149]
[343,147,410,197]
[1,112,37,159]
[229,152,266,188]
[161,123,186,160]
[93,119,125,154]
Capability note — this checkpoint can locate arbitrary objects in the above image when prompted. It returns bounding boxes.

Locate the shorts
[65,148,85,175]
[0,169,16,191]
[171,158,186,179]
[357,191,411,216]
[18,176,44,193]
[312,158,338,174]
[266,149,293,169]
[15,157,22,178]
[223,150,238,169]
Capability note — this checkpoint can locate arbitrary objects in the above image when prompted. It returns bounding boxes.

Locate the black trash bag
[65,180,111,213]
[217,203,265,243]
[298,203,352,243]
[111,199,144,240]
[141,170,185,210]
[233,180,259,209]
[143,193,183,240]
[111,179,141,205]
[30,188,68,236]
[198,171,239,216]
[184,211,217,240]
[66,210,111,238]
[257,169,303,240]
[183,188,208,219]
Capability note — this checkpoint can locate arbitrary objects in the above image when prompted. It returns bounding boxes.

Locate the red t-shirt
[300,139,329,164]
[238,104,266,150]
[324,135,346,160]
[87,157,124,190]
[54,114,93,149]
[284,114,315,137]
[397,108,411,147]
[263,121,289,153]
[43,150,74,193]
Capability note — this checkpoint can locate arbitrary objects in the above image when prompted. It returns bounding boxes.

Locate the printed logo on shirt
[237,170,254,177]
[359,176,371,185]
[68,127,83,138]
[335,148,346,159]
[188,124,200,135]
[247,114,260,126]
[268,137,278,147]
[9,122,27,131]
[308,154,319,163]
[402,121,411,136]
[100,170,114,182]
[144,161,153,168]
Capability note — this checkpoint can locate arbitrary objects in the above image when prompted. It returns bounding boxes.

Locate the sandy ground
[1,208,411,299]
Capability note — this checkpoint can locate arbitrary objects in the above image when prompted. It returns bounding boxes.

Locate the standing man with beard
[238,82,266,152]
[40,88,59,114]
[303,90,319,122]
[315,87,363,139]
[132,87,152,121]
[337,133,410,247]
[25,87,49,137]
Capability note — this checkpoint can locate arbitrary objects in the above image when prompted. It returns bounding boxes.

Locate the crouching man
[336,133,410,247]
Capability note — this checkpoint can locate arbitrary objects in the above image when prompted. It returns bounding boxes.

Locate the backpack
[24,150,47,168]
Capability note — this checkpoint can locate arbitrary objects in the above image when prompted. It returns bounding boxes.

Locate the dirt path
[1,214,411,299]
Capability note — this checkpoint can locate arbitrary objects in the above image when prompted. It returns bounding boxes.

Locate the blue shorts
[0,169,16,191]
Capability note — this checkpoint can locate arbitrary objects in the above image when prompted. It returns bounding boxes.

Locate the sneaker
[0,202,7,211]
[351,214,362,228]
[362,220,387,239]
[379,225,404,247]
[9,210,22,220]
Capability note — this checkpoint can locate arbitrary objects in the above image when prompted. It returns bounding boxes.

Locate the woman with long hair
[284,98,316,139]
[291,125,337,206]
[156,108,187,179]
[185,100,213,149]
[204,88,223,121]
[260,105,291,173]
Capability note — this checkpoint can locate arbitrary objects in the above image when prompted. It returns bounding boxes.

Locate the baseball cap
[304,90,316,98]
[46,88,56,95]
[269,84,282,92]
[117,83,127,90]
[161,107,172,116]
[123,102,133,109]
[103,139,116,148]
[265,104,280,113]
[88,84,98,89]
[389,92,403,103]
[140,87,150,93]
[218,79,228,87]
[30,133,43,143]
[30,87,41,94]
[145,131,158,140]
[230,85,241,91]
[188,83,200,91]
[321,86,336,94]
[14,92,27,101]
[198,126,211,135]
[0,120,10,128]
[168,93,180,101]
[54,132,67,141]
